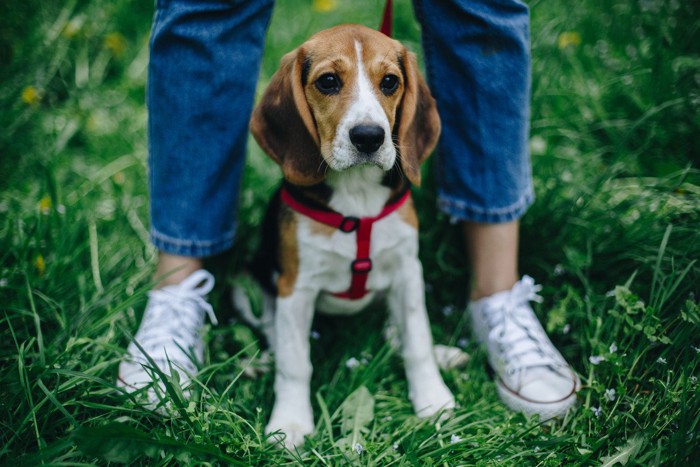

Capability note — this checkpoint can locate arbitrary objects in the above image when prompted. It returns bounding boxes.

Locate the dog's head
[250,24,440,187]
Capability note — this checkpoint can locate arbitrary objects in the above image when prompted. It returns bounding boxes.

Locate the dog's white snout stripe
[329,41,394,170]
[350,41,387,130]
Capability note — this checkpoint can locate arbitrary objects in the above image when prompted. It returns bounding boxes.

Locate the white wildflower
[530,135,547,155]
[604,388,616,402]
[589,355,605,365]
[354,443,364,455]
[310,330,321,340]
[657,357,667,364]
[346,357,360,369]
[591,406,602,417]
[450,434,462,444]
[609,343,618,353]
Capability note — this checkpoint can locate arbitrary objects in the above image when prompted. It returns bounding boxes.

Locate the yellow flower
[35,254,46,276]
[62,16,84,38]
[104,32,127,57]
[313,0,337,12]
[39,195,52,214]
[558,31,581,50]
[112,172,126,185]
[21,86,41,106]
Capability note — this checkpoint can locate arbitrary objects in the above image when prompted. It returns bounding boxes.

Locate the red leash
[379,0,393,37]
[280,186,410,300]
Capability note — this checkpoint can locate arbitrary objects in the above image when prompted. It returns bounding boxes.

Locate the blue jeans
[148,0,533,257]
[148,0,274,257]
[414,0,533,223]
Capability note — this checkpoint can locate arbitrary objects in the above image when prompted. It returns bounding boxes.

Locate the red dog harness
[280,186,410,300]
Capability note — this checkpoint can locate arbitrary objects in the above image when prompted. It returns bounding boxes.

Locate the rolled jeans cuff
[150,227,236,258]
[437,186,534,224]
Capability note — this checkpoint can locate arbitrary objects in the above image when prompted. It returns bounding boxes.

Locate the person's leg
[463,221,519,300]
[413,0,534,305]
[118,0,274,406]
[154,253,202,288]
[414,0,579,418]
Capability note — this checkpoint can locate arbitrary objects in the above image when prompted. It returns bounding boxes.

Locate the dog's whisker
[392,144,407,182]
[322,155,337,173]
[395,142,421,179]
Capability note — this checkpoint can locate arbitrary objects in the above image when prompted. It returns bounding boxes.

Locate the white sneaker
[469,275,580,419]
[117,270,218,409]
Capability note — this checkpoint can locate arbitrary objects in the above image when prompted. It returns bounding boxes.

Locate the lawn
[1,0,699,464]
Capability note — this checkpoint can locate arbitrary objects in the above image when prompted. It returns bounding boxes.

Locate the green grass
[2,0,699,464]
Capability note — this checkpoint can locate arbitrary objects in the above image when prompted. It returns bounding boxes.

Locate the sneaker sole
[495,373,581,420]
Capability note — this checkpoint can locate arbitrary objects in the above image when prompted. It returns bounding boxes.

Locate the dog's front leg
[266,289,316,448]
[388,258,455,417]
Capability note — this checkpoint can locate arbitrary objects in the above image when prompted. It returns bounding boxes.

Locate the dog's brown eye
[380,74,399,95]
[316,73,341,95]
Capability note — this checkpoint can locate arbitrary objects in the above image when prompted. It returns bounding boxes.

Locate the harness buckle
[351,258,373,274]
[339,216,360,233]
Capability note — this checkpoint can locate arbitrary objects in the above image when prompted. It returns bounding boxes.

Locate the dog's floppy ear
[250,48,326,186]
[396,51,441,187]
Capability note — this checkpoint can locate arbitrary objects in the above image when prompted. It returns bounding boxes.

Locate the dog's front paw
[411,379,455,418]
[265,405,314,449]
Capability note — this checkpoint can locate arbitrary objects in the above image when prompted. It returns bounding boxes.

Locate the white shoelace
[484,276,565,380]
[131,270,217,373]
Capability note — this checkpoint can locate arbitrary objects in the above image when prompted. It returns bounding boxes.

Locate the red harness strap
[280,186,410,300]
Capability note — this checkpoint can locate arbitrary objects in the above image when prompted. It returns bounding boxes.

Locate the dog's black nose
[349,124,385,154]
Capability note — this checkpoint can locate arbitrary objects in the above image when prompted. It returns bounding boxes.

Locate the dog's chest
[295,210,418,313]
[277,165,420,314]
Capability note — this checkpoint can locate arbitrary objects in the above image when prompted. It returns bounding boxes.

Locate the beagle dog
[236,24,454,448]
